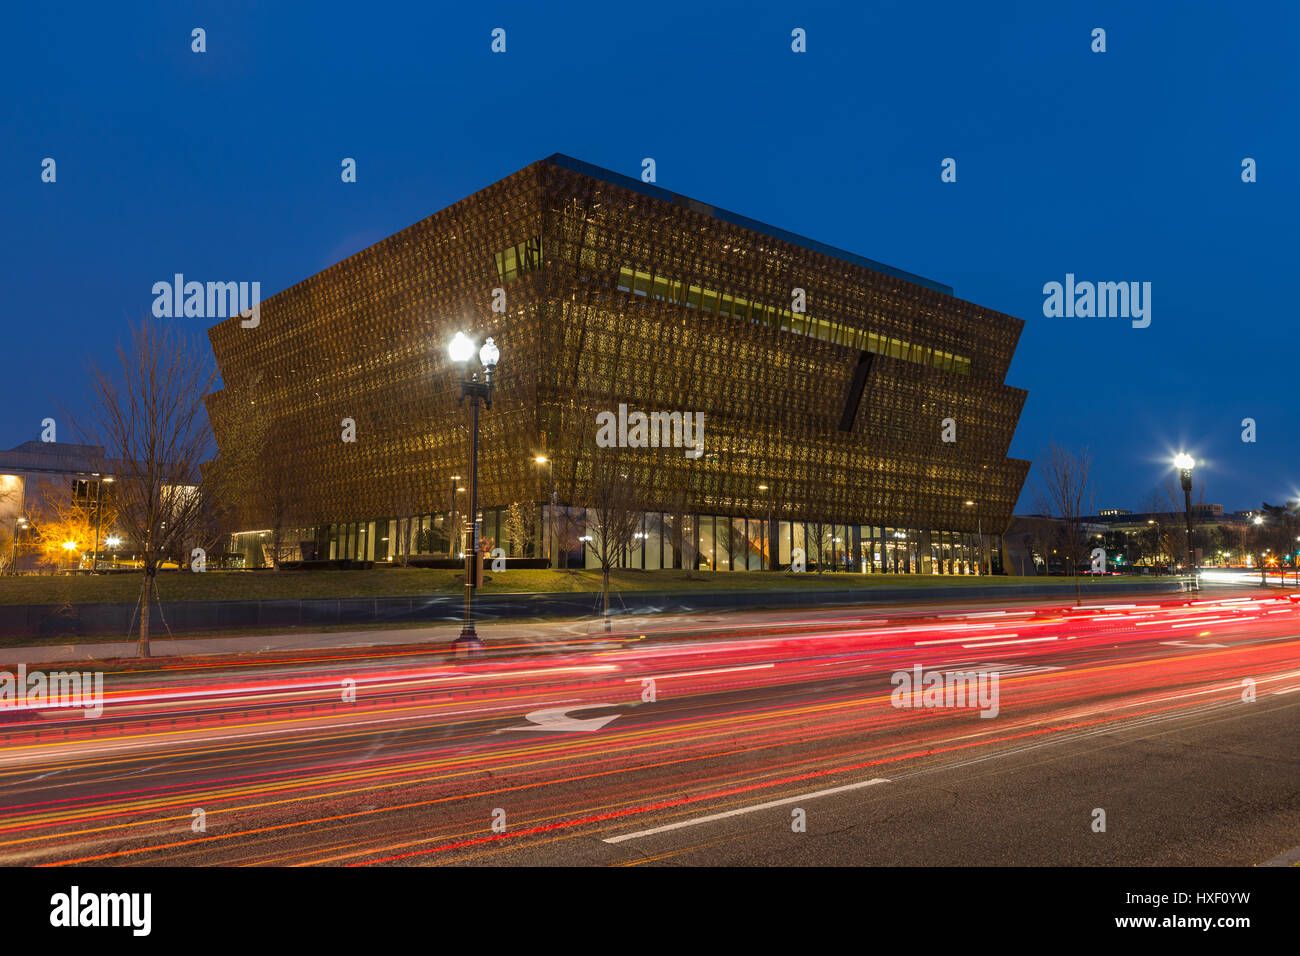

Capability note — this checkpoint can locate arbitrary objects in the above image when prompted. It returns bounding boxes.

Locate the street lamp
[447,475,462,559]
[10,517,27,573]
[534,455,555,566]
[449,333,499,653]
[1173,453,1197,589]
[757,484,774,570]
[92,475,114,573]
[964,500,983,575]
[1246,514,1266,583]
[454,485,468,555]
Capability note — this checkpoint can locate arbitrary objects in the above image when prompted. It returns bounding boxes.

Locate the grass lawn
[0,568,1178,605]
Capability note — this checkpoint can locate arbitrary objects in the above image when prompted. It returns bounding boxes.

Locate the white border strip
[603,777,890,843]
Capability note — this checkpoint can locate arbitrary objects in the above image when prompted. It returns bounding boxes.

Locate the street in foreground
[0,589,1296,866]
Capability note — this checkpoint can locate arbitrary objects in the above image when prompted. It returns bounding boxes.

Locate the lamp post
[1174,453,1197,590]
[534,456,555,566]
[92,475,114,573]
[1252,514,1266,585]
[449,332,499,653]
[447,475,462,559]
[10,516,27,573]
[757,484,774,570]
[964,500,983,575]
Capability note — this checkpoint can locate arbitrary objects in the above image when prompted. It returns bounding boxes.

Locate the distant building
[0,441,118,571]
[0,441,200,571]
[1003,514,1108,576]
[1084,504,1254,568]
[1085,504,1249,536]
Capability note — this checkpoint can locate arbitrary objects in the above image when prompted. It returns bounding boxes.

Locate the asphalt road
[1,588,1296,866]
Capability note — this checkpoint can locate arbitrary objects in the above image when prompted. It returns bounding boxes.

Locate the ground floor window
[265,508,1002,575]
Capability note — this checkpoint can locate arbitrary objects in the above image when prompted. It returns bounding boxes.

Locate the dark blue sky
[3,1,1296,513]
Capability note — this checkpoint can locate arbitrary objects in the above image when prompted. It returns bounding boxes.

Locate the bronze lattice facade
[206,154,1029,573]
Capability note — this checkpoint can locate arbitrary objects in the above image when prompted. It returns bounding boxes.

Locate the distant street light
[1174,453,1197,589]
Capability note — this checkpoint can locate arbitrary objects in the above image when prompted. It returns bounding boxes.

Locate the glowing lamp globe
[448,332,475,364]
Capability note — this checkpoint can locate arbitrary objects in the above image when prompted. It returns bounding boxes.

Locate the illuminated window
[611,262,971,373]
[493,236,543,283]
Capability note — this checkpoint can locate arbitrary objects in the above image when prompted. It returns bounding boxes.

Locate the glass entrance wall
[298,510,997,574]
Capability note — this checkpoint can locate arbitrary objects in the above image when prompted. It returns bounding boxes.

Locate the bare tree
[586,452,646,632]
[192,457,237,565]
[387,451,436,566]
[259,419,301,568]
[661,469,699,576]
[503,500,535,557]
[1137,491,1174,571]
[1032,442,1092,605]
[27,476,119,569]
[804,517,832,574]
[1141,478,1207,575]
[0,477,19,571]
[549,503,584,571]
[82,319,215,657]
[1251,502,1299,585]
[206,371,266,563]
[1025,517,1056,575]
[208,372,303,569]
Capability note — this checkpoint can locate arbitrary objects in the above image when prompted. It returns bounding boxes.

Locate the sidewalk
[0,619,523,665]
[0,582,1244,667]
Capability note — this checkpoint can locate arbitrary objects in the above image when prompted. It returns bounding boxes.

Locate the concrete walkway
[0,583,1253,667]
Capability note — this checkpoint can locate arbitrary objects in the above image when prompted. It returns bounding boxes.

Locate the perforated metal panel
[206,157,1029,541]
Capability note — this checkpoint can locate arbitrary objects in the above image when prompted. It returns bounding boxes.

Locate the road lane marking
[602,777,890,843]
[1160,640,1229,648]
[0,698,581,765]
[502,703,622,733]
[960,636,1056,648]
[952,662,1065,677]
[915,633,1020,646]
[622,663,774,682]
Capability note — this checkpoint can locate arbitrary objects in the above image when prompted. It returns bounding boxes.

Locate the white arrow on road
[1161,640,1229,648]
[504,703,623,733]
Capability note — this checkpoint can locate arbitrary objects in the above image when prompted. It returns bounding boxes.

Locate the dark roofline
[543,154,954,296]
[0,442,198,484]
[0,441,107,476]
